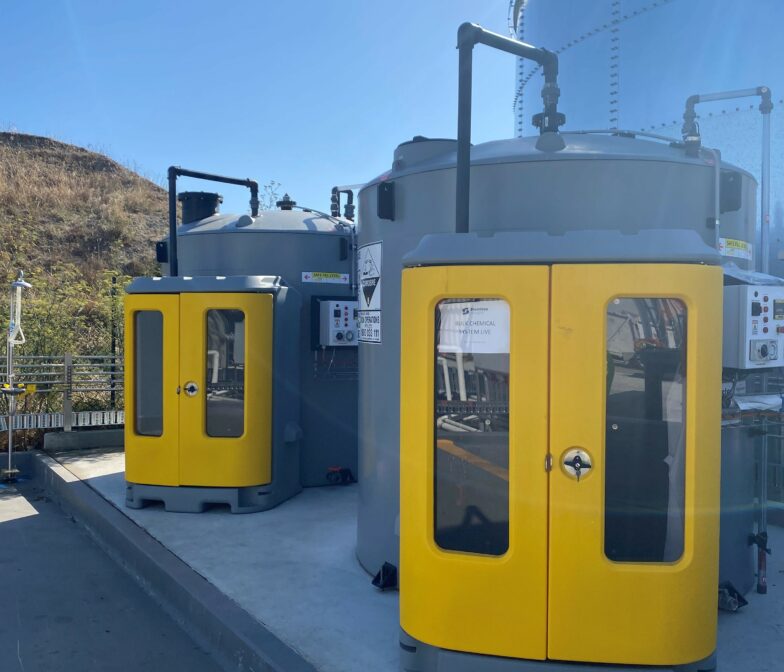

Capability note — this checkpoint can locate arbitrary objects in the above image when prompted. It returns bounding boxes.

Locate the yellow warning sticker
[301,271,350,284]
[718,237,752,261]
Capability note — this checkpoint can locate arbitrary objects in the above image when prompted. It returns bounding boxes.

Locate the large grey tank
[174,199,359,487]
[355,132,758,575]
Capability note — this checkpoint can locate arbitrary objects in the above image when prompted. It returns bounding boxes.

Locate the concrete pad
[55,448,400,672]
[51,448,784,672]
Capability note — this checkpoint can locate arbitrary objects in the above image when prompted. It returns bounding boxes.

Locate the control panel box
[723,284,784,369]
[319,300,358,347]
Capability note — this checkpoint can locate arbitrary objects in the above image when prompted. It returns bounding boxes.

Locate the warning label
[719,237,752,261]
[357,242,382,343]
[301,271,350,284]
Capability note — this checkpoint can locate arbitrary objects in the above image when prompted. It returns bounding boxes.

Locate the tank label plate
[301,271,350,284]
[719,237,752,261]
[358,242,382,343]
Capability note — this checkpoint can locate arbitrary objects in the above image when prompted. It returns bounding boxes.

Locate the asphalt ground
[0,477,224,672]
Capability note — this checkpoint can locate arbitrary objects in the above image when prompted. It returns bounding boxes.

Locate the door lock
[184,381,199,397]
[562,448,592,482]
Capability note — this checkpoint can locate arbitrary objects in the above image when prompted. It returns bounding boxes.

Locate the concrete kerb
[28,450,318,672]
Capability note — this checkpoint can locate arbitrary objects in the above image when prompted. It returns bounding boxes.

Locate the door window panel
[434,298,510,556]
[206,309,245,438]
[134,311,163,437]
[605,298,687,562]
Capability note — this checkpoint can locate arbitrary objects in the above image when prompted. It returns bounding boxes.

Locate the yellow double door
[125,292,273,488]
[400,264,722,666]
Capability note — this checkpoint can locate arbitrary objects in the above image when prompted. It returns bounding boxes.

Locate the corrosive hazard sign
[357,242,382,343]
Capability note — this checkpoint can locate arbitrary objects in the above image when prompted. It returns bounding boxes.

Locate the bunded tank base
[125,481,302,514]
[399,631,717,672]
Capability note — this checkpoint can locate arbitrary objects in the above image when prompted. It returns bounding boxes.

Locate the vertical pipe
[6,311,13,474]
[63,353,73,432]
[456,37,473,235]
[758,417,769,593]
[704,148,722,252]
[761,111,771,274]
[441,357,453,402]
[168,168,179,277]
[456,353,467,402]
[110,275,117,410]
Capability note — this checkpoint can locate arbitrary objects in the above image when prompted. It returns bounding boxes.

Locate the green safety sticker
[301,271,350,284]
[718,237,752,261]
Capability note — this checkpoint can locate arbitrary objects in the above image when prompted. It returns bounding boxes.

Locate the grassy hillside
[0,132,166,279]
[0,132,168,363]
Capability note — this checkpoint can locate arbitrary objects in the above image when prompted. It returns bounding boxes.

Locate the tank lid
[178,191,223,224]
[393,136,458,172]
[276,193,296,210]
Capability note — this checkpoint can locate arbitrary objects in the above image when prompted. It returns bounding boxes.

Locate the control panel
[723,284,784,369]
[319,300,358,347]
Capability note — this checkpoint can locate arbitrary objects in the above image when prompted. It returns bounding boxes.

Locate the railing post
[63,353,73,432]
[110,275,117,410]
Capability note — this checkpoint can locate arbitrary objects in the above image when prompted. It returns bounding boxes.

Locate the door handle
[183,381,199,397]
[562,448,592,482]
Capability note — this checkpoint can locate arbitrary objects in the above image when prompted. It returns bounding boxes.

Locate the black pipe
[331,186,355,221]
[168,167,179,277]
[456,22,564,235]
[167,166,260,277]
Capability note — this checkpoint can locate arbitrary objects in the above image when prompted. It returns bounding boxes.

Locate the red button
[764,317,769,323]
[764,306,769,312]
[764,296,769,302]
[778,326,784,334]
[764,327,769,333]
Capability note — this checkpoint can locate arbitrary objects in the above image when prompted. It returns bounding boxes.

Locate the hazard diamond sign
[357,241,382,343]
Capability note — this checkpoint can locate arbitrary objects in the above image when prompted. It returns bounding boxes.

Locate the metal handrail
[1,353,124,431]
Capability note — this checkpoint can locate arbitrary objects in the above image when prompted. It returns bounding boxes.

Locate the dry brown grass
[0,131,167,281]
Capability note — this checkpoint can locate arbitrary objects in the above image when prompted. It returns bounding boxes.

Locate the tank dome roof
[178,208,352,236]
[363,131,754,189]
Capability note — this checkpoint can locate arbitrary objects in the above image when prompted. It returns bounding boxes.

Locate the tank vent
[277,193,297,210]
[178,191,223,223]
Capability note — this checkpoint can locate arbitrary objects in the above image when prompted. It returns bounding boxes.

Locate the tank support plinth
[400,631,717,672]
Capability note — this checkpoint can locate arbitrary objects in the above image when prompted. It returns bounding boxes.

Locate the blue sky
[2,0,783,216]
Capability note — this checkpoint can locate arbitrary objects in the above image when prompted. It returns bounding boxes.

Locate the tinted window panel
[605,298,687,562]
[134,311,163,437]
[206,309,245,438]
[434,298,510,556]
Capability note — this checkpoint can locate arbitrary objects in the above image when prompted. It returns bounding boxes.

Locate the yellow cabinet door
[400,265,551,660]
[178,293,273,487]
[548,264,722,665]
[124,294,181,486]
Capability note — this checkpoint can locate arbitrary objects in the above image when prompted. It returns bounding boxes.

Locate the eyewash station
[1,272,32,482]
[106,20,784,672]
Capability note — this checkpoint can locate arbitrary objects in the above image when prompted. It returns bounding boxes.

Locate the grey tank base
[400,632,717,672]
[125,481,302,514]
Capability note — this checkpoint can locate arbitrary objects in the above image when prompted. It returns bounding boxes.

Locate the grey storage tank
[356,132,757,575]
[170,190,359,487]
